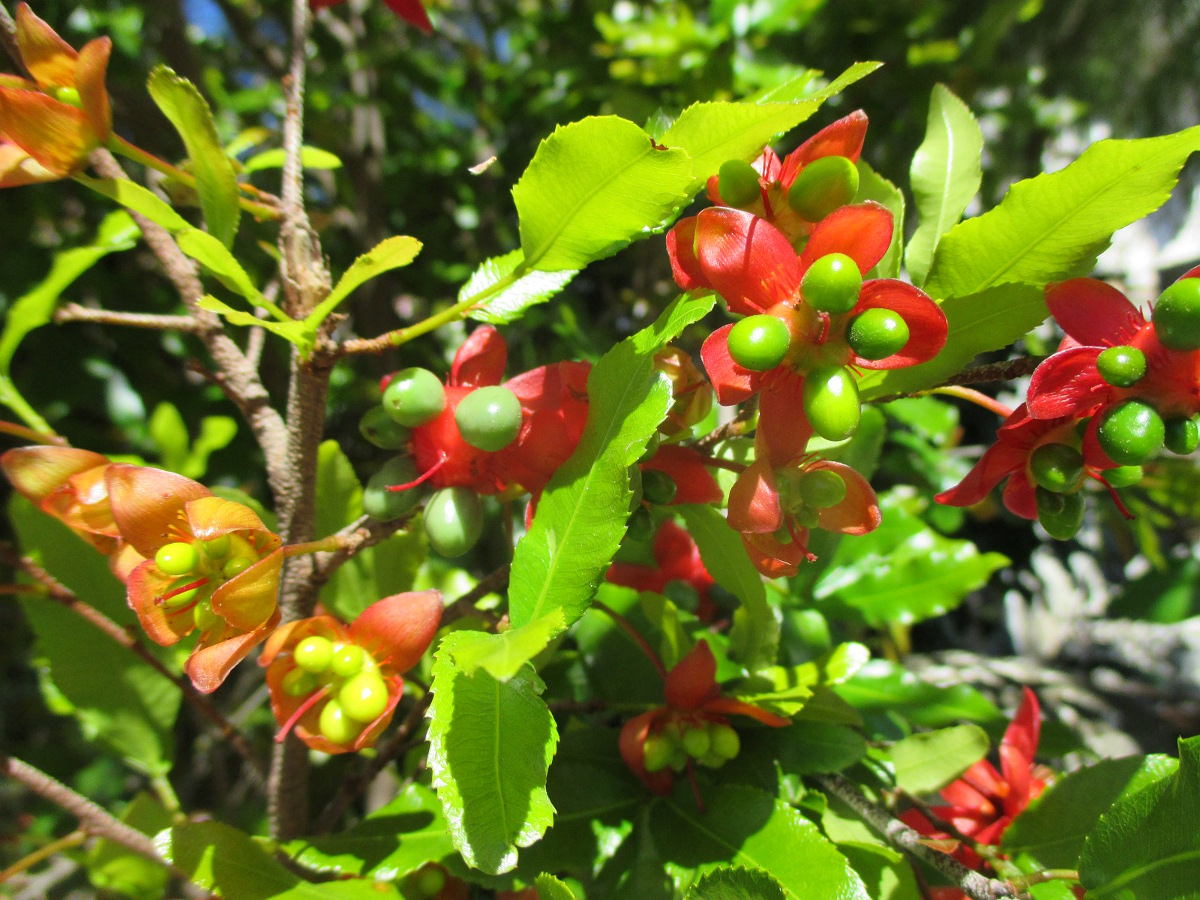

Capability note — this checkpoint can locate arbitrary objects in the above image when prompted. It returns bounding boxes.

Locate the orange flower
[1,445,121,554]
[260,591,443,754]
[105,465,283,693]
[0,4,112,187]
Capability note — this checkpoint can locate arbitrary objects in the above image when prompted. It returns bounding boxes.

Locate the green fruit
[1152,278,1200,350]
[160,578,202,610]
[423,487,484,558]
[193,599,220,632]
[53,86,82,108]
[727,314,790,371]
[697,751,728,769]
[793,505,820,529]
[801,253,862,314]
[202,534,231,559]
[330,643,366,678]
[318,699,362,745]
[710,724,741,760]
[1164,415,1200,455]
[847,308,909,360]
[382,367,446,427]
[454,385,523,452]
[1028,443,1086,493]
[409,866,446,899]
[717,159,762,207]
[787,155,860,220]
[1096,345,1146,387]
[359,405,412,449]
[797,469,847,509]
[363,455,425,522]
[642,733,675,773]
[681,726,712,759]
[641,469,678,505]
[282,667,319,697]
[338,672,390,722]
[669,748,689,771]
[626,506,655,542]
[802,365,861,441]
[294,635,335,673]
[1097,399,1165,465]
[1035,488,1085,541]
[1104,465,1143,488]
[155,541,199,576]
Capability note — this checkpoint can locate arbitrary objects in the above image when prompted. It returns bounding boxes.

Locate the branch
[813,774,1026,900]
[1,543,268,786]
[0,2,31,79]
[54,304,200,333]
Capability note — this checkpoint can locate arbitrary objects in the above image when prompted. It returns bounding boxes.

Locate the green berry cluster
[1097,401,1198,465]
[642,719,741,773]
[787,156,859,221]
[286,635,390,745]
[154,534,260,631]
[777,468,847,528]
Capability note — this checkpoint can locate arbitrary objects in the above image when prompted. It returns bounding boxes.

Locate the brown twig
[311,692,433,834]
[1,543,268,786]
[442,565,509,626]
[54,304,200,333]
[813,774,1025,900]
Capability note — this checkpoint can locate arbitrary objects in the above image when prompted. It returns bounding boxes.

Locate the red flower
[401,326,591,498]
[0,4,112,187]
[2,445,122,555]
[935,404,1111,520]
[607,520,717,617]
[260,591,442,754]
[105,465,283,693]
[618,640,789,795]
[729,457,880,578]
[310,0,433,33]
[902,688,1045,869]
[640,444,723,507]
[1027,271,1200,423]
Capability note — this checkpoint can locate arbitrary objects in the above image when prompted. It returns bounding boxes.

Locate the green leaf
[676,504,777,672]
[513,116,694,271]
[768,721,868,775]
[147,65,241,246]
[447,610,566,681]
[858,282,1047,399]
[304,235,423,330]
[1004,754,1178,869]
[925,125,1200,299]
[507,294,715,632]
[461,250,577,324]
[197,294,309,345]
[314,440,362,541]
[535,874,579,900]
[284,783,456,880]
[836,842,923,900]
[652,783,869,899]
[427,631,558,874]
[755,60,883,104]
[733,642,871,716]
[1079,737,1200,899]
[148,402,237,480]
[905,84,983,287]
[87,793,173,900]
[686,866,786,900]
[835,660,1005,729]
[855,161,905,279]
[10,496,181,777]
[75,174,192,232]
[161,821,401,899]
[813,493,1008,628]
[888,724,990,794]
[242,146,343,173]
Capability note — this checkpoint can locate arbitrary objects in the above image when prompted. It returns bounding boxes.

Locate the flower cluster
[938,269,1200,539]
[0,4,112,188]
[619,640,789,795]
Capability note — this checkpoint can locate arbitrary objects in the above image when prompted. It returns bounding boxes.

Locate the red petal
[75,38,112,141]
[15,4,77,88]
[350,589,443,672]
[382,0,434,32]
[1001,688,1040,779]
[606,561,664,594]
[1,445,109,504]
[814,461,880,535]
[700,325,761,405]
[619,709,675,795]
[754,147,783,183]
[703,696,791,727]
[1026,347,1110,418]
[850,280,948,369]
[755,370,811,467]
[105,465,211,557]
[741,530,806,578]
[664,640,719,710]
[497,361,591,493]
[1046,278,1144,346]
[643,445,722,506]
[935,406,1037,508]
[694,208,802,315]
[1001,473,1038,520]
[0,138,56,187]
[728,458,782,534]
[186,607,281,693]
[0,87,96,175]
[666,216,707,291]
[797,202,893,277]
[779,110,869,187]
[451,325,506,387]
[210,547,282,632]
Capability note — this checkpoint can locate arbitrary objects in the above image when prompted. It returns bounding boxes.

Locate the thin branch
[54,304,200,333]
[813,774,1026,900]
[869,356,1046,406]
[0,756,166,868]
[0,2,31,79]
[442,565,508,626]
[1,543,267,785]
[311,692,433,834]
